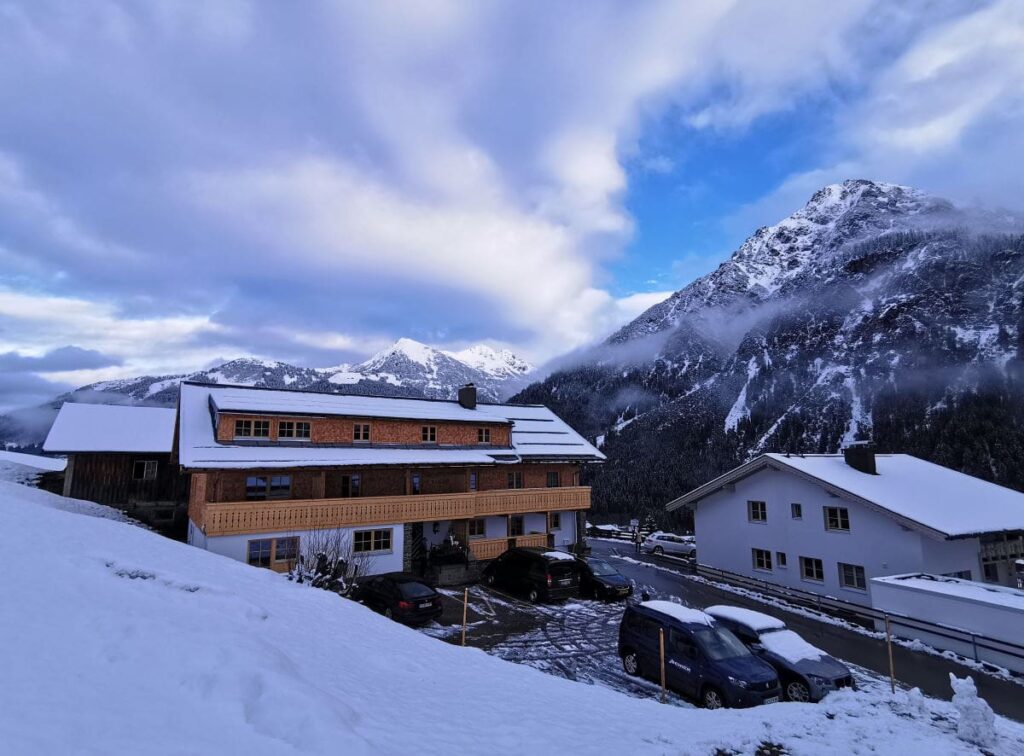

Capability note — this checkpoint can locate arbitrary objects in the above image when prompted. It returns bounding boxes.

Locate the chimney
[843,442,877,475]
[458,383,477,410]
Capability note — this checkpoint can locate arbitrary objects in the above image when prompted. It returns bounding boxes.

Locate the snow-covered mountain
[0,340,533,448]
[516,179,1024,519]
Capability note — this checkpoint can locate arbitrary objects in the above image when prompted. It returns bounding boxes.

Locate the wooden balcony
[193,486,590,536]
[468,534,550,561]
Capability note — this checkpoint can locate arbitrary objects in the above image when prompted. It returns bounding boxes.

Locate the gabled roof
[178,382,604,470]
[666,453,1024,540]
[43,403,176,454]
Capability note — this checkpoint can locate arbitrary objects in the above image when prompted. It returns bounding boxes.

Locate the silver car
[641,532,696,558]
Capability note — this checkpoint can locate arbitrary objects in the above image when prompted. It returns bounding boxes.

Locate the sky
[1,0,1023,411]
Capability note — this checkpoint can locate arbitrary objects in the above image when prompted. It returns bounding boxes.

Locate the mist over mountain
[0,339,533,450]
[514,179,1024,522]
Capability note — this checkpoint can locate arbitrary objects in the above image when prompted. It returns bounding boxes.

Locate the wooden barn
[43,403,189,537]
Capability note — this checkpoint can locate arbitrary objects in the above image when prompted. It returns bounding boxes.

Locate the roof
[43,403,176,454]
[666,453,1024,540]
[0,450,67,472]
[178,382,604,470]
[638,601,713,626]
[704,605,785,632]
[872,573,1024,613]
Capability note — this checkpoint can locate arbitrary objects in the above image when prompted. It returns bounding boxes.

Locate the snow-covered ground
[0,449,66,487]
[3,482,1024,755]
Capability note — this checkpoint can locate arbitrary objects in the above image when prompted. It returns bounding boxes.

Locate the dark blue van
[618,600,781,709]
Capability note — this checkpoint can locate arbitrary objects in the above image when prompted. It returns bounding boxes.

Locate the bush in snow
[948,674,996,748]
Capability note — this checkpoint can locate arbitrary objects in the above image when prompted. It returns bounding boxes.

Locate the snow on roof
[704,605,786,632]
[178,383,604,469]
[757,629,826,663]
[43,403,176,453]
[0,449,66,472]
[640,601,713,626]
[872,573,1024,613]
[764,454,1024,538]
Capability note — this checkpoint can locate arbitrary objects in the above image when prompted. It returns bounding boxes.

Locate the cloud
[0,346,122,373]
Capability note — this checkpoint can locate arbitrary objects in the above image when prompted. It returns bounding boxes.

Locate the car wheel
[621,650,642,677]
[786,680,811,703]
[653,546,664,556]
[527,587,540,603]
[702,686,726,710]
[384,607,393,620]
[485,572,496,586]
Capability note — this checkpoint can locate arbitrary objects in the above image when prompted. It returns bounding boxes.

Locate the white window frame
[824,506,851,532]
[421,425,437,443]
[747,500,767,523]
[477,427,491,444]
[838,562,867,591]
[132,460,158,481]
[800,556,825,583]
[353,528,393,554]
[752,548,773,572]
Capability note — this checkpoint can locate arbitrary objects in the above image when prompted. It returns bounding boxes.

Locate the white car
[641,532,696,558]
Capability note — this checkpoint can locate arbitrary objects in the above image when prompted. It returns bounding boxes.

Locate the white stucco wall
[524,513,547,535]
[692,467,982,606]
[484,516,508,539]
[196,523,405,576]
[549,511,577,548]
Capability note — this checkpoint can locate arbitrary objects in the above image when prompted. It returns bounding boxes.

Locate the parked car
[642,532,696,558]
[577,557,633,601]
[705,605,855,702]
[352,572,444,625]
[482,547,581,603]
[618,600,781,709]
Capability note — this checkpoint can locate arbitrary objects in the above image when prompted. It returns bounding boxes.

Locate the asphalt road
[589,539,1024,722]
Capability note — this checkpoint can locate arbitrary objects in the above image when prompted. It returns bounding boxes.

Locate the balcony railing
[193,486,590,536]
[468,534,550,561]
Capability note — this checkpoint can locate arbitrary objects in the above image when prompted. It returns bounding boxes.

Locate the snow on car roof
[757,629,825,663]
[543,551,576,561]
[43,403,176,453]
[872,573,1024,612]
[704,605,786,632]
[178,382,603,468]
[641,601,713,626]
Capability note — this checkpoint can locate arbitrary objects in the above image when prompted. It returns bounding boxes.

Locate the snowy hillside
[516,180,1024,517]
[2,481,1021,755]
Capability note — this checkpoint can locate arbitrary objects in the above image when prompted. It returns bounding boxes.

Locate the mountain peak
[446,344,533,377]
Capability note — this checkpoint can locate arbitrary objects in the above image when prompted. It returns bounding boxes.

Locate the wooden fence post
[885,614,896,694]
[461,587,469,647]
[659,627,667,704]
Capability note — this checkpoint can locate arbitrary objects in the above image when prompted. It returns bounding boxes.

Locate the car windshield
[587,560,618,576]
[397,581,435,600]
[693,627,752,661]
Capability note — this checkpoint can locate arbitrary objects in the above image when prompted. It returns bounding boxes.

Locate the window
[546,471,560,488]
[353,423,371,442]
[468,472,478,492]
[246,475,291,500]
[477,428,491,443]
[132,460,157,481]
[824,506,851,532]
[340,474,361,498]
[777,551,788,568]
[253,420,270,437]
[510,515,524,537]
[235,419,252,437]
[411,473,421,495]
[507,471,524,489]
[247,539,273,567]
[549,512,562,530]
[279,421,311,439]
[421,425,437,443]
[791,503,802,519]
[752,548,772,571]
[274,537,299,562]
[983,563,1000,583]
[838,562,867,590]
[468,518,486,539]
[747,500,767,522]
[353,528,392,554]
[800,556,824,582]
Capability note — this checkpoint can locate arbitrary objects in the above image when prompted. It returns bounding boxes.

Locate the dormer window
[477,428,491,443]
[278,421,311,440]
[353,423,371,442]
[235,419,269,438]
[421,426,437,443]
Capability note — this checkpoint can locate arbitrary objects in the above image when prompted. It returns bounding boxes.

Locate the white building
[665,446,1024,605]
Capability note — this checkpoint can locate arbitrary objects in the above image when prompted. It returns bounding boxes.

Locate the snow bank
[1,482,1021,755]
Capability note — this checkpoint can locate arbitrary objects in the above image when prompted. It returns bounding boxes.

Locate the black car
[353,572,444,624]
[481,547,581,603]
[577,557,633,601]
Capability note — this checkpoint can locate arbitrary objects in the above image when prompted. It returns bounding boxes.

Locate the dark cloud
[0,372,72,413]
[0,346,122,373]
